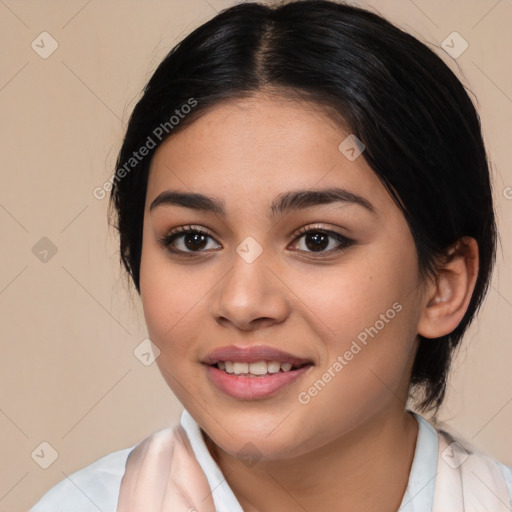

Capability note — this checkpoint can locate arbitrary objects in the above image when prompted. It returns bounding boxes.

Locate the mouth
[203,345,314,399]
[209,360,311,376]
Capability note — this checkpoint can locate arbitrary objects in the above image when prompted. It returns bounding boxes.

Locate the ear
[417,237,479,339]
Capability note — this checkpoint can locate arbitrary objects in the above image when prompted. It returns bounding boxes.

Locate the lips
[203,345,313,400]
[203,345,312,366]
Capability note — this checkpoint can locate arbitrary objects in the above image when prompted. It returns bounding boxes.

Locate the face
[139,93,426,461]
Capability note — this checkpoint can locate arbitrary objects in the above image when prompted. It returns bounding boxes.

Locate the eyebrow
[149,187,376,217]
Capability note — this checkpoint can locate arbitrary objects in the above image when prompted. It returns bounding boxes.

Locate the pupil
[306,232,328,251]
[185,233,207,250]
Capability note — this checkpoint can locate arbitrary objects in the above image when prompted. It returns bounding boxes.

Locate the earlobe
[418,237,479,339]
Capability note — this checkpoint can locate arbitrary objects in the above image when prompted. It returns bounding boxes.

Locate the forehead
[146,94,392,215]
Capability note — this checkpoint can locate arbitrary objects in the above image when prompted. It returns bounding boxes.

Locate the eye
[158,224,355,257]
[158,225,221,254]
[290,225,355,255]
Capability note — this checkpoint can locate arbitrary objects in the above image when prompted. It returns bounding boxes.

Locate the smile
[213,360,306,376]
[203,345,314,399]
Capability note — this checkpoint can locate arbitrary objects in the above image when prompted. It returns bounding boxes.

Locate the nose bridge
[224,237,271,307]
[212,236,289,329]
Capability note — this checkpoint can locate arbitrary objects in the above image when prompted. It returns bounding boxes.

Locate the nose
[210,248,291,332]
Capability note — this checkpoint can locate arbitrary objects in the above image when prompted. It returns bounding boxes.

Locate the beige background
[0,0,511,510]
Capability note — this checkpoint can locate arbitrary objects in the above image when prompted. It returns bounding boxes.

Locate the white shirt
[29,410,512,512]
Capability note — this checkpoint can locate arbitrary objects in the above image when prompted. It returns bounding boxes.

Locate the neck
[207,407,419,512]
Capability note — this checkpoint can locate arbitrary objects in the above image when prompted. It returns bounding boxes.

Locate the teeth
[233,362,249,374]
[267,361,281,373]
[215,360,299,375]
[249,361,268,375]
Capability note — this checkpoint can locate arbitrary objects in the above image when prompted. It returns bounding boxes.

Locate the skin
[139,92,479,511]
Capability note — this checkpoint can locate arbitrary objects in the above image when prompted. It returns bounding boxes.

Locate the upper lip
[203,345,313,366]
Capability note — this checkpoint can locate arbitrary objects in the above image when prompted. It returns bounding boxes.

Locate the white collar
[181,409,245,511]
[180,409,438,511]
[399,411,439,511]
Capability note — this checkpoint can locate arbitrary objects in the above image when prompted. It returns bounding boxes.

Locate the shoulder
[29,446,135,512]
[436,426,512,508]
[495,459,512,494]
[476,454,512,506]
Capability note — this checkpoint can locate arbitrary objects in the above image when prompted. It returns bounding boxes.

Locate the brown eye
[159,227,221,254]
[303,232,329,252]
[291,227,355,255]
[182,232,208,251]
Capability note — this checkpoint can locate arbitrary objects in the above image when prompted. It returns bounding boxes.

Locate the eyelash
[158,224,355,258]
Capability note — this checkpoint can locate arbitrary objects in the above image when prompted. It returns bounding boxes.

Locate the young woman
[30,1,512,511]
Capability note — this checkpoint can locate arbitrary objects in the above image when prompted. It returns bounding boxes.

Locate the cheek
[139,247,209,404]
[139,241,199,356]
[291,243,421,414]
[288,242,420,350]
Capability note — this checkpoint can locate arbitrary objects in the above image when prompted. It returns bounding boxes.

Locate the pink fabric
[117,425,216,512]
[118,423,511,511]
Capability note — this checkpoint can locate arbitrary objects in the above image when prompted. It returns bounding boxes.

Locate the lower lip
[205,364,312,400]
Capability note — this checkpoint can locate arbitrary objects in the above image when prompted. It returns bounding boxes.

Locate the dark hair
[109,0,497,414]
